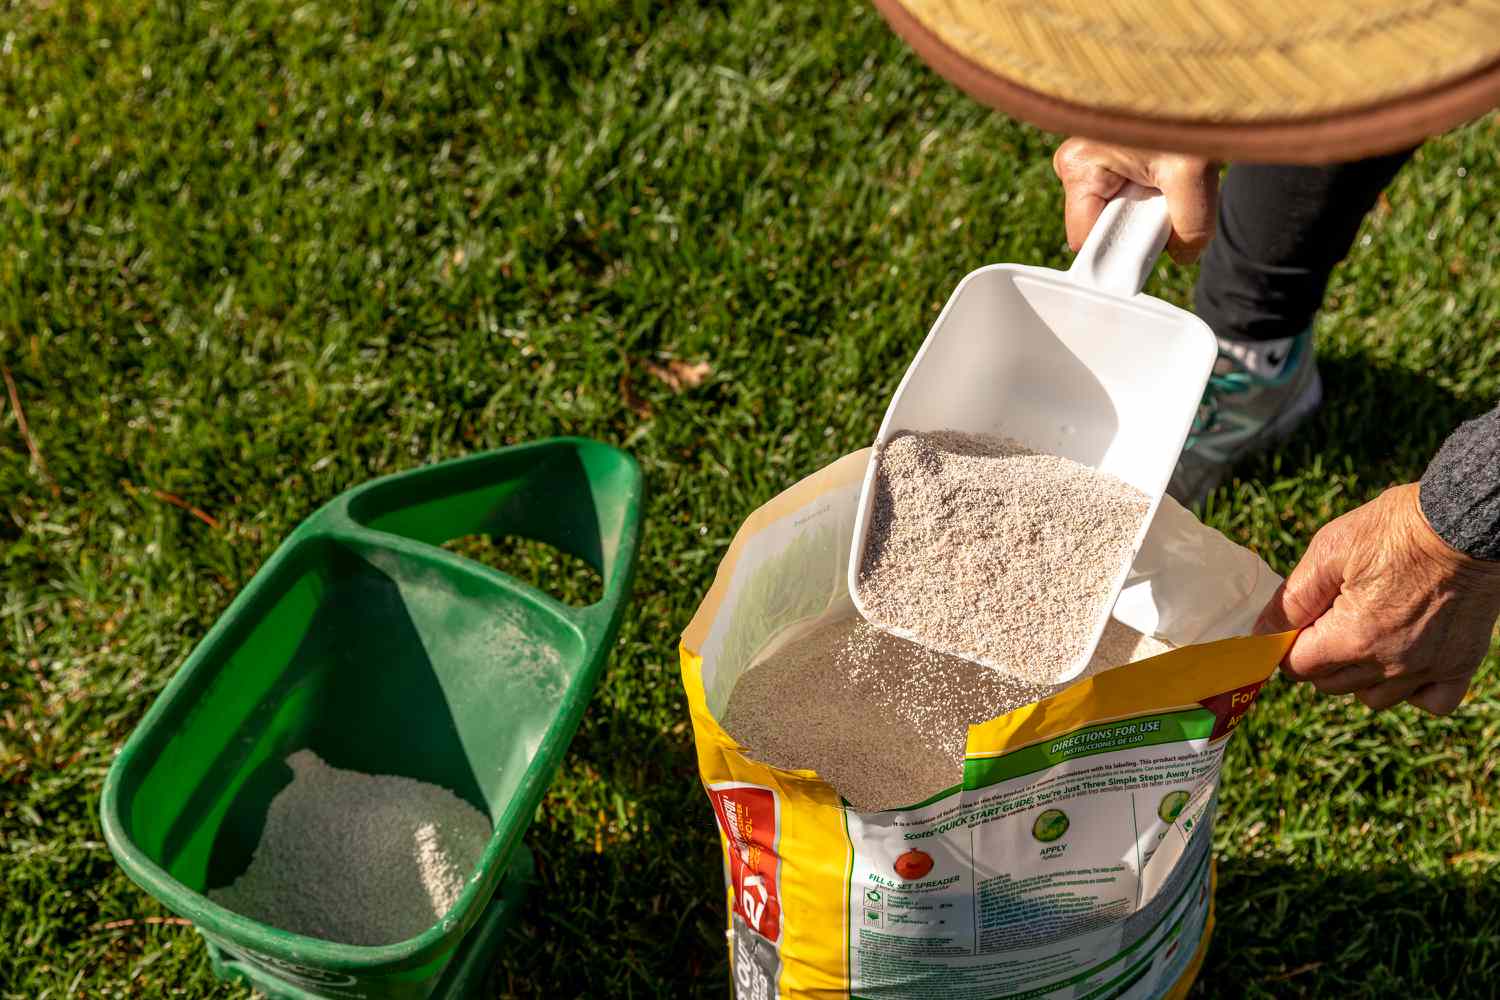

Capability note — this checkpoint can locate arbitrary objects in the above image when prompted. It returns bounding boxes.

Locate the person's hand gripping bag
[679,450,1296,1000]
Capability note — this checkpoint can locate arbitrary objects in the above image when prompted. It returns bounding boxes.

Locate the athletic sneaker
[1168,328,1324,507]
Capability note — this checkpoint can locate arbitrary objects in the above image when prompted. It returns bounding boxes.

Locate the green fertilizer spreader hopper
[101,439,643,1000]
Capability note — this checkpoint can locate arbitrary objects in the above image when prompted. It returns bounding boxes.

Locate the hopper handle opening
[339,438,644,644]
[1066,181,1172,298]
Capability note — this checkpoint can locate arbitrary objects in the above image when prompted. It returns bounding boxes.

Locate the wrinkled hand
[1255,484,1500,715]
[1051,138,1220,264]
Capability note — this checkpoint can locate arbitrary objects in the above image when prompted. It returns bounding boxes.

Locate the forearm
[1420,404,1500,561]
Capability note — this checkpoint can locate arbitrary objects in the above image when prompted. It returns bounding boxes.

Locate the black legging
[1193,149,1416,344]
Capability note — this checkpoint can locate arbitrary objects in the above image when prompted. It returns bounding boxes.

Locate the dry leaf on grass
[643,359,711,393]
[4,364,58,497]
[1264,962,1324,982]
[619,370,652,419]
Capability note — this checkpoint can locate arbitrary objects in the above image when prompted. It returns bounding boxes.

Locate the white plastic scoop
[848,182,1219,684]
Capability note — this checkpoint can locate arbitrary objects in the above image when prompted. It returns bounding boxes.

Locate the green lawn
[2,1,1497,997]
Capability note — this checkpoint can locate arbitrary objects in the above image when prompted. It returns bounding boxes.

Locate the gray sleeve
[1419,405,1500,561]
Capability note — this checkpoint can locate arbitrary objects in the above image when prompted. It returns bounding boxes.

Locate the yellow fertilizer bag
[680,450,1295,1000]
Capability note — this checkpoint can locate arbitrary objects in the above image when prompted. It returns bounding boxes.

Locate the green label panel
[964,709,1215,789]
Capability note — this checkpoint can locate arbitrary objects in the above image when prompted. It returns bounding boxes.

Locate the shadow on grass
[1230,353,1495,493]
[489,712,729,997]
[1197,858,1500,999]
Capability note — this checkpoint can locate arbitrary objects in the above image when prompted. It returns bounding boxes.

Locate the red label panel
[1198,679,1267,740]
[708,783,783,944]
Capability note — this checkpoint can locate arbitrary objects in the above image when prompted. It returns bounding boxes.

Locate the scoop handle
[1066,181,1172,298]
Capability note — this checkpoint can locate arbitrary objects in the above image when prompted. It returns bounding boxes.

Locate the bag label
[842,710,1234,999]
[732,913,785,1000]
[709,782,785,945]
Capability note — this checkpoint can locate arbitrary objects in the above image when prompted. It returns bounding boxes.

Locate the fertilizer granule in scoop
[209,749,492,946]
[857,429,1151,683]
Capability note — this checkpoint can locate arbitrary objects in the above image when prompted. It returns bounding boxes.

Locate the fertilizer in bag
[722,614,1168,813]
[680,450,1292,1000]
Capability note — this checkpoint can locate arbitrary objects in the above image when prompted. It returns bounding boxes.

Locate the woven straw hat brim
[876,0,1500,163]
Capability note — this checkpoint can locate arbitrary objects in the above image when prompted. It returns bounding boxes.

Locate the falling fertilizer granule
[209,750,492,946]
[858,429,1151,682]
